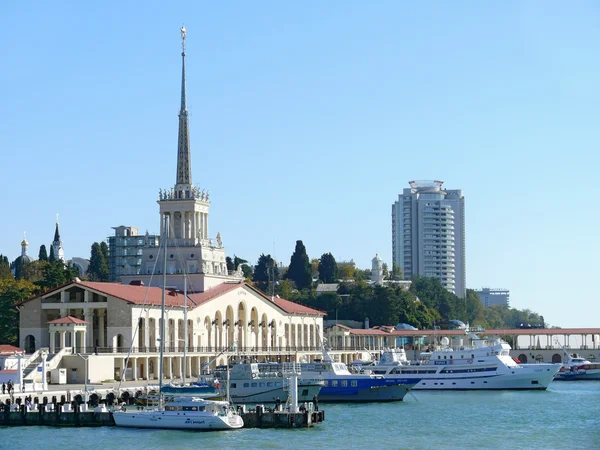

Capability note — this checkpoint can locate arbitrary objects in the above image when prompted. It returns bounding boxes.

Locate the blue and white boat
[298,347,418,402]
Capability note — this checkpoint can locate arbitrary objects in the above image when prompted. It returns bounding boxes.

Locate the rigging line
[117,235,164,391]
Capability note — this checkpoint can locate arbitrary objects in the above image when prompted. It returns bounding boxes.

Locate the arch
[24,335,36,354]
[178,319,184,351]
[116,334,125,350]
[148,318,156,352]
[237,302,247,350]
[138,318,146,350]
[552,353,562,363]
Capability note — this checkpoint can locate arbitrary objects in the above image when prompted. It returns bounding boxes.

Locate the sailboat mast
[183,273,187,384]
[158,214,169,402]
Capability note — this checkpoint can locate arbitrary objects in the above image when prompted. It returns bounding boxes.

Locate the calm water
[1,382,599,450]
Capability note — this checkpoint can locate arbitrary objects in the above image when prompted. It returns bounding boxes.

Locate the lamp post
[76,353,89,405]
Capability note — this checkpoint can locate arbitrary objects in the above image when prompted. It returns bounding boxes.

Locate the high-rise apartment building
[392,180,466,297]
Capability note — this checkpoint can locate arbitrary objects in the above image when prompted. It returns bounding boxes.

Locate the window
[231,383,236,388]
[251,382,257,387]
[243,383,249,387]
[341,380,348,387]
[323,380,328,387]
[351,380,357,387]
[331,380,338,387]
[302,389,308,396]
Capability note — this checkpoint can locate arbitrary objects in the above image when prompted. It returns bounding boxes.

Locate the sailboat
[113,214,244,430]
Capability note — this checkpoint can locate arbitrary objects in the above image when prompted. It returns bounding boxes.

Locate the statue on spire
[181,25,186,51]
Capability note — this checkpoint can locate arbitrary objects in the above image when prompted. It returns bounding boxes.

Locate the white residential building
[392,180,466,297]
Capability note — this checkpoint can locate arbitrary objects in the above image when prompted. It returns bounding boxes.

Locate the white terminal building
[392,180,466,297]
[474,288,510,307]
[15,28,325,387]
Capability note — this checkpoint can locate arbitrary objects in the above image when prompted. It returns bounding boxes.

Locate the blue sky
[1,1,599,328]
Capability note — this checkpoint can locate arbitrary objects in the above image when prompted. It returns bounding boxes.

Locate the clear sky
[1,1,599,328]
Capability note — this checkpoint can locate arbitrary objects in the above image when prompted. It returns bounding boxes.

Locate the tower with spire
[122,26,240,291]
[52,215,65,262]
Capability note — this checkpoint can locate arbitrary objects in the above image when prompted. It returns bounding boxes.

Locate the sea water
[1,382,599,450]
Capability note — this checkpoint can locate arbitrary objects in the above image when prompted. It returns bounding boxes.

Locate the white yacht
[361,333,561,390]
[112,397,243,430]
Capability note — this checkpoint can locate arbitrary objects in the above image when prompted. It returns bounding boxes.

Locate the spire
[21,232,28,257]
[54,215,61,242]
[176,24,192,187]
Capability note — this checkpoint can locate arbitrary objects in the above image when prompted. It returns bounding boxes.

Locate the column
[49,331,55,353]
[160,212,164,237]
[191,211,196,244]
[155,319,160,352]
[204,213,208,239]
[82,330,87,353]
[70,331,76,351]
[84,309,93,351]
[98,310,105,348]
[145,357,149,380]
[60,331,66,349]
[132,358,137,380]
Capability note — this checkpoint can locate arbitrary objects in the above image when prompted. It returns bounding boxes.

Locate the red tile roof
[47,315,89,325]
[80,281,196,308]
[19,280,325,316]
[0,345,24,355]
[244,284,326,316]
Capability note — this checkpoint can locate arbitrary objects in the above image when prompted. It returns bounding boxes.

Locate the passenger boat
[360,332,561,390]
[113,397,243,430]
[200,362,323,404]
[294,346,418,402]
[555,352,600,381]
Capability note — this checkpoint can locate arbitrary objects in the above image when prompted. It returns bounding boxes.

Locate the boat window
[259,382,265,387]
[461,355,464,358]
[302,389,308,396]
[351,380,357,387]
[267,382,273,387]
[438,356,441,360]
[450,356,453,360]
[444,356,447,359]
[472,354,474,359]
[341,380,348,387]
[323,380,328,387]
[251,383,257,387]
[332,380,338,387]
[275,382,281,387]
[231,383,236,388]
[243,383,249,387]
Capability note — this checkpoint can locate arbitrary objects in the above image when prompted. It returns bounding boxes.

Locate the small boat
[112,397,243,430]
[360,331,561,390]
[555,350,600,381]
[160,380,220,397]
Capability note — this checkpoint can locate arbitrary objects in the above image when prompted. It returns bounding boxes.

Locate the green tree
[253,254,278,293]
[49,245,56,262]
[22,260,46,283]
[338,265,355,281]
[226,256,234,272]
[318,252,338,283]
[0,255,11,280]
[284,240,312,290]
[38,245,48,262]
[382,262,389,280]
[275,279,298,301]
[310,258,320,279]
[88,242,109,282]
[391,262,403,280]
[0,278,37,345]
[100,241,109,261]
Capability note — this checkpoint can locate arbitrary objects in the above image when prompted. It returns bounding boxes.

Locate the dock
[1,403,325,429]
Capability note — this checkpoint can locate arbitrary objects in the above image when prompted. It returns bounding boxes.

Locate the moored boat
[360,332,561,390]
[555,351,600,381]
[112,396,243,430]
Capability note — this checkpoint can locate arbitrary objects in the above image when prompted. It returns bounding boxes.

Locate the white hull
[411,364,559,390]
[113,410,243,430]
